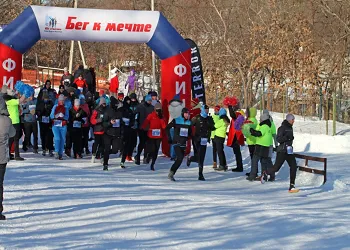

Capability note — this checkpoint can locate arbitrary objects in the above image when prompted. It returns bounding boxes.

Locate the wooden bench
[294,153,327,184]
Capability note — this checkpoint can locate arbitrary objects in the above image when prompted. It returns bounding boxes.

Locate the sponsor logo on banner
[31,6,159,43]
[44,15,62,33]
[185,39,206,103]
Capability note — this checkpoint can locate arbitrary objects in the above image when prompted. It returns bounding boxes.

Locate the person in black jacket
[37,80,57,104]
[35,91,54,156]
[166,108,192,181]
[90,97,107,163]
[69,99,87,159]
[267,114,298,192]
[186,105,214,181]
[135,94,154,165]
[127,93,139,161]
[102,96,124,170]
[120,96,135,168]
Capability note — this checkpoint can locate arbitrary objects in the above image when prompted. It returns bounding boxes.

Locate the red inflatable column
[161,49,192,156]
[0,43,22,89]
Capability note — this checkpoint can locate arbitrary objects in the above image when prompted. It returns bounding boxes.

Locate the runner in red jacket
[74,75,87,92]
[141,103,166,171]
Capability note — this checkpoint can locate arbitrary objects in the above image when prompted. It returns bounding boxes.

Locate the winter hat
[260,113,270,122]
[286,114,295,122]
[145,94,152,102]
[130,93,137,100]
[118,92,124,98]
[154,102,162,110]
[249,107,257,118]
[191,98,199,106]
[214,105,221,112]
[74,99,80,106]
[263,109,269,115]
[99,97,106,105]
[150,91,158,97]
[219,108,227,117]
[64,67,68,72]
[58,94,65,102]
[67,87,76,94]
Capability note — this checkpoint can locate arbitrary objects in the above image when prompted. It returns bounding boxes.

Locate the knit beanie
[58,94,65,102]
[74,99,80,106]
[154,102,162,110]
[286,114,295,122]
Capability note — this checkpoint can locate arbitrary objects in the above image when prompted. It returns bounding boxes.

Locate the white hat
[63,67,68,72]
[58,94,65,102]
[74,99,80,106]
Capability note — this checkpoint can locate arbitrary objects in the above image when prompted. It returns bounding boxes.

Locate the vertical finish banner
[161,49,192,156]
[0,43,22,89]
[185,38,206,103]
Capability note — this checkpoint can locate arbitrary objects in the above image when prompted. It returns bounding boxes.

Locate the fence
[254,89,350,136]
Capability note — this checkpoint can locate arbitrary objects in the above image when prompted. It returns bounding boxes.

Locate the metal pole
[326,96,329,135]
[68,0,78,73]
[151,0,156,89]
[78,41,87,68]
[333,92,336,136]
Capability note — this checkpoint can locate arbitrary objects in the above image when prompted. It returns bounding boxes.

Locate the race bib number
[180,128,188,137]
[42,116,49,123]
[54,120,62,127]
[112,119,120,128]
[73,121,81,128]
[287,146,293,155]
[24,114,31,121]
[152,129,161,137]
[29,105,36,111]
[200,138,208,146]
[122,118,130,126]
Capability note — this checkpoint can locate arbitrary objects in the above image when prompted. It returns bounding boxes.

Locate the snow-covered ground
[0,115,349,249]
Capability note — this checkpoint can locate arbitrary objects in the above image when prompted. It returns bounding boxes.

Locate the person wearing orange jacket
[141,103,166,171]
[227,105,245,172]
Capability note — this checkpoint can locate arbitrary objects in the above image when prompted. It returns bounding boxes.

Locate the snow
[1,114,350,249]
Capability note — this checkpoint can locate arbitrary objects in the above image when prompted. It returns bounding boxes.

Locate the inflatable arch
[0,6,191,114]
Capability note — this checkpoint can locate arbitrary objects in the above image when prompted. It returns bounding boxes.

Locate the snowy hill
[0,113,349,249]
